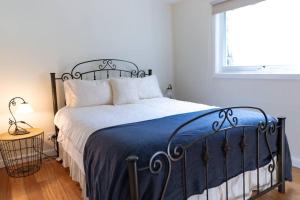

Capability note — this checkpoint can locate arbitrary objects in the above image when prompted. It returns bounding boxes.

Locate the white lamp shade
[15,103,34,114]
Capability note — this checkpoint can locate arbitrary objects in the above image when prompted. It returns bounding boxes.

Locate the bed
[50,59,292,200]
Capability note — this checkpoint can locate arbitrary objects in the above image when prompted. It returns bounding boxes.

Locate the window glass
[224,0,300,68]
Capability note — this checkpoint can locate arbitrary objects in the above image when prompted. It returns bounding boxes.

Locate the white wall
[172,0,300,166]
[0,0,173,153]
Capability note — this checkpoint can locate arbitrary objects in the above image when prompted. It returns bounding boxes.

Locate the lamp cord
[32,135,57,160]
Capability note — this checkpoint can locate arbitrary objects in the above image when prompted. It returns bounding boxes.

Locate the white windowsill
[213,72,300,80]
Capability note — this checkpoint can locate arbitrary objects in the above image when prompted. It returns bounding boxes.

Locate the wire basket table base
[0,132,44,178]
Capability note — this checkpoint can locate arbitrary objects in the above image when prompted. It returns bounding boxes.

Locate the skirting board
[0,148,56,169]
[292,157,300,169]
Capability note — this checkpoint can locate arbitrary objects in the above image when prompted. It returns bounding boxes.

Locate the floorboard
[0,159,299,200]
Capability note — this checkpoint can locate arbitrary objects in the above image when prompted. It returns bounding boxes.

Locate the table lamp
[165,84,174,99]
[8,97,33,135]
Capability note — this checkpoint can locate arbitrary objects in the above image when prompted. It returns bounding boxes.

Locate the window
[214,0,300,75]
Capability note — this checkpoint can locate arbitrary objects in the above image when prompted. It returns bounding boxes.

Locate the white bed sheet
[55,98,274,200]
[54,97,216,154]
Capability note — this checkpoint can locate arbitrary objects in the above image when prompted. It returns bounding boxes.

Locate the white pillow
[64,79,112,107]
[138,75,163,99]
[110,78,139,105]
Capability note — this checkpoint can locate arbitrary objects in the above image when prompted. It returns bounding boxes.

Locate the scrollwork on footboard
[212,108,238,131]
[148,152,172,199]
[126,107,287,200]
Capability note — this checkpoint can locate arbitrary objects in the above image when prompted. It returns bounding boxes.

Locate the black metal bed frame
[50,59,286,200]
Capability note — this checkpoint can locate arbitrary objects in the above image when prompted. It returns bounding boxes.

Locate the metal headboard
[50,59,152,156]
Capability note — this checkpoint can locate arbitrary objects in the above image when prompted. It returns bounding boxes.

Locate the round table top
[0,128,44,141]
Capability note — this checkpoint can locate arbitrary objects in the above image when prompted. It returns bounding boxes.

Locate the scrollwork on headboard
[57,59,151,81]
[50,59,152,157]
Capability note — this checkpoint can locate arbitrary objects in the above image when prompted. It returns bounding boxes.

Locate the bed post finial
[277,117,286,193]
[127,156,139,200]
[148,69,152,76]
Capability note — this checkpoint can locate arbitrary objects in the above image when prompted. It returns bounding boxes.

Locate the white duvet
[54,97,215,153]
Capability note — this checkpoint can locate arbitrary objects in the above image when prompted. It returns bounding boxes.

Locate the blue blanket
[84,109,292,200]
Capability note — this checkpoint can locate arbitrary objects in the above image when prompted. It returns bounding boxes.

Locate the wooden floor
[0,159,299,200]
[0,159,82,200]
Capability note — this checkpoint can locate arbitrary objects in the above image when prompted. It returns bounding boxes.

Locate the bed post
[148,69,152,76]
[127,156,139,200]
[50,73,59,158]
[277,117,286,193]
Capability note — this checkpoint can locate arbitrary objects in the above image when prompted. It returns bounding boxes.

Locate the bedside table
[0,128,44,177]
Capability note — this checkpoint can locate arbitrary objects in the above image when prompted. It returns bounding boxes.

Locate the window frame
[213,11,300,79]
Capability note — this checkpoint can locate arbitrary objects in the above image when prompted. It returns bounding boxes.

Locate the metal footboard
[127,107,286,200]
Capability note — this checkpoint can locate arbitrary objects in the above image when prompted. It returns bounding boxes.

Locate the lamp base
[8,121,33,135]
[9,127,30,135]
